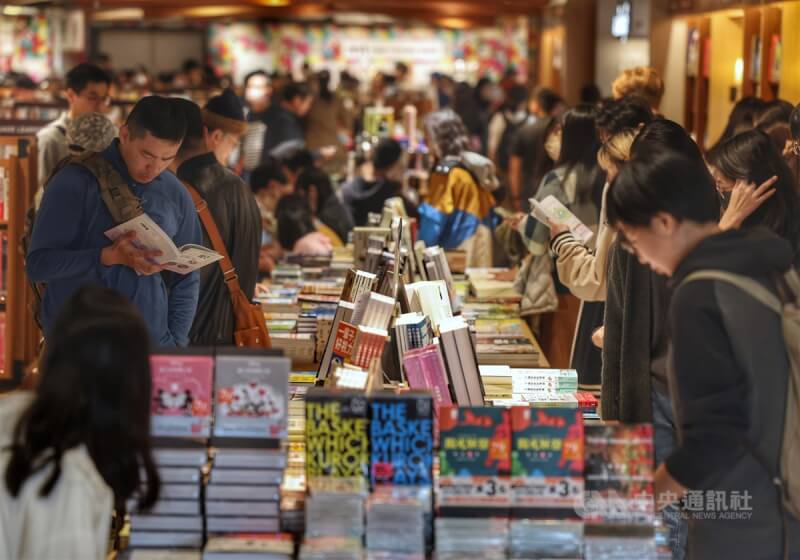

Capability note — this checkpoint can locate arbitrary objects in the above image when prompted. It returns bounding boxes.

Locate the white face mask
[545,131,562,162]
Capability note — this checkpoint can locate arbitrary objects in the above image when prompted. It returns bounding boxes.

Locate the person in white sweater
[0,285,160,560]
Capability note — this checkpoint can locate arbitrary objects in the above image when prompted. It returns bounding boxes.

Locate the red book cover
[331,321,358,369]
[150,353,214,438]
[417,346,453,409]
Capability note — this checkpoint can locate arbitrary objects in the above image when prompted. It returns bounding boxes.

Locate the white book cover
[105,213,222,274]
[529,195,594,244]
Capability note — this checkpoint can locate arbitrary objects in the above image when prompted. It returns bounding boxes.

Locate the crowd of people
[0,55,799,560]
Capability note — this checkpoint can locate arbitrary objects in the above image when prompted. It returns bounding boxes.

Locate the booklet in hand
[105,214,222,274]
[529,195,594,244]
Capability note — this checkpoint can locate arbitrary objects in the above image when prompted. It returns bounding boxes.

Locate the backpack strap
[44,152,144,225]
[681,270,782,314]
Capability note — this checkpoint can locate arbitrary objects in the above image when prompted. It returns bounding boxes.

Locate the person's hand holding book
[101,231,165,276]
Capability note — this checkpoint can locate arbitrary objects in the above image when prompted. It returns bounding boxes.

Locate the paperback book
[150,352,214,439]
[510,407,584,516]
[438,406,511,511]
[305,389,370,479]
[213,353,290,440]
[369,392,434,487]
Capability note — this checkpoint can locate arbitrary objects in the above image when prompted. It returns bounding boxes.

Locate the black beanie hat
[203,88,247,135]
[373,138,403,171]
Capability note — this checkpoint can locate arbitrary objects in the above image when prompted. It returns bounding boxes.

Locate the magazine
[529,195,593,244]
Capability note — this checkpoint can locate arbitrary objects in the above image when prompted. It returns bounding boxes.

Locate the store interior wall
[707,13,743,147]
[594,0,650,96]
[96,29,205,74]
[780,2,800,102]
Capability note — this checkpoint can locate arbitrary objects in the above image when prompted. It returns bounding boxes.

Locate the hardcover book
[510,407,584,516]
[305,389,370,479]
[438,406,511,510]
[369,392,434,487]
[150,353,214,438]
[213,353,290,440]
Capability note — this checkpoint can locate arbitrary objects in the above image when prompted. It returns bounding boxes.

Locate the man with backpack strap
[171,95,262,346]
[27,96,202,347]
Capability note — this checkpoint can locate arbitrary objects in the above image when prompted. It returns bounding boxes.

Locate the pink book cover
[418,346,453,408]
[403,353,428,390]
[150,354,214,438]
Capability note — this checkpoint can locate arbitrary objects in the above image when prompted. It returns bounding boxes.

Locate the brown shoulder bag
[182,182,271,349]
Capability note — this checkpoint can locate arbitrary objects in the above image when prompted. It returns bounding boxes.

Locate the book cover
[583,424,655,525]
[438,406,512,509]
[205,484,280,501]
[205,501,279,517]
[330,320,358,370]
[510,407,584,515]
[126,532,203,550]
[413,345,454,411]
[213,354,290,440]
[150,353,214,439]
[204,533,294,554]
[305,389,370,479]
[369,393,434,487]
[206,517,280,534]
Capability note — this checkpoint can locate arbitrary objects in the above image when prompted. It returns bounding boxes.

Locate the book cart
[0,123,42,387]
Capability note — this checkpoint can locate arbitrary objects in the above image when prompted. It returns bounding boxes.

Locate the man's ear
[119,124,129,144]
[652,212,679,236]
[65,88,77,105]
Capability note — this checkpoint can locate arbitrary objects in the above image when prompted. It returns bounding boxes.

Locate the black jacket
[601,242,671,422]
[262,104,305,161]
[177,153,261,346]
[667,227,800,559]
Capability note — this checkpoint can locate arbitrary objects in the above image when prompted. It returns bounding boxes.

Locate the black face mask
[719,190,732,209]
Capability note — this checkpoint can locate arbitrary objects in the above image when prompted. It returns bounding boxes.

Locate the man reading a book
[27,96,202,347]
[171,95,261,346]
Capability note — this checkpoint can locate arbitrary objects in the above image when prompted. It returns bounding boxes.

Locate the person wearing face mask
[340,138,417,226]
[707,129,798,263]
[516,105,605,368]
[241,70,272,171]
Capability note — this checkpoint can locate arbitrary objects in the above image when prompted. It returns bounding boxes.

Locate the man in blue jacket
[26,96,202,347]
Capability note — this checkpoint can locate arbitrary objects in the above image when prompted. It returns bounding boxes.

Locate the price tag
[438,476,512,507]
[512,476,584,508]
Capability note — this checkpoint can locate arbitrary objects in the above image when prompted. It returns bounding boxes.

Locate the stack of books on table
[509,407,585,559]
[434,518,509,560]
[127,350,213,551]
[583,424,657,558]
[460,302,521,322]
[475,332,540,368]
[206,351,290,537]
[465,268,522,304]
[576,391,600,420]
[368,392,434,554]
[512,368,578,395]
[201,533,294,560]
[120,550,202,560]
[437,317,485,406]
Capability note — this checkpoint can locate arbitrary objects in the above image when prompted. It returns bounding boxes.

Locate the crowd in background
[1,49,800,560]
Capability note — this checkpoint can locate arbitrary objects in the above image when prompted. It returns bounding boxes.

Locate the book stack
[298,537,364,560]
[402,344,454,414]
[206,351,290,537]
[422,246,458,310]
[478,365,512,400]
[466,269,521,303]
[434,518,509,560]
[368,393,434,554]
[512,369,579,396]
[460,302,521,322]
[437,406,511,517]
[576,391,600,420]
[583,424,656,557]
[119,550,202,560]
[201,533,294,560]
[352,227,391,270]
[509,519,583,559]
[127,350,213,552]
[475,333,539,368]
[270,334,316,366]
[281,375,313,534]
[305,477,368,540]
[438,317,484,406]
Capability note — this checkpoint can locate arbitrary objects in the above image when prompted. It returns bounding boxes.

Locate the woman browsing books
[0,285,160,559]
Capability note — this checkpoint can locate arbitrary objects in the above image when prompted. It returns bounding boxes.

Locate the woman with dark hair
[275,194,333,255]
[755,101,800,181]
[605,150,800,560]
[519,104,605,368]
[0,285,160,558]
[304,70,348,175]
[708,96,766,152]
[294,167,354,246]
[707,129,800,259]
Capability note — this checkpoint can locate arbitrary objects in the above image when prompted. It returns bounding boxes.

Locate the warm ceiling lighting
[2,5,38,16]
[179,5,254,17]
[437,17,473,29]
[92,8,145,21]
[256,0,291,5]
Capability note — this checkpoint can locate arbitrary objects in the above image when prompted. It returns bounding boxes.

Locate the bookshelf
[742,5,782,101]
[684,16,711,150]
[0,134,40,384]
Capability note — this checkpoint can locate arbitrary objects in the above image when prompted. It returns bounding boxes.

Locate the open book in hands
[105,214,222,274]
[529,195,594,244]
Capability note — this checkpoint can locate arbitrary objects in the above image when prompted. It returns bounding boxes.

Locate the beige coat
[0,392,113,560]
[550,181,615,302]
